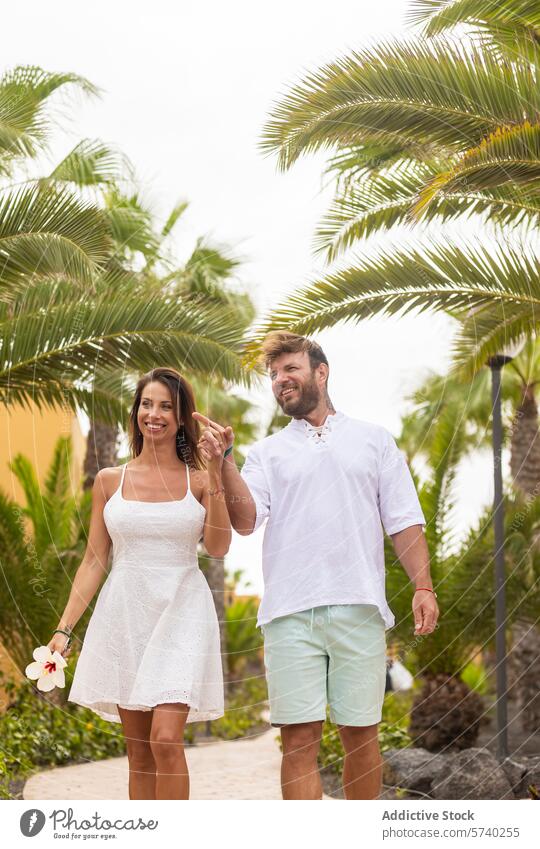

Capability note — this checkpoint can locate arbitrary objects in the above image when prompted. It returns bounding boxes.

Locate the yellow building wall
[0,403,85,503]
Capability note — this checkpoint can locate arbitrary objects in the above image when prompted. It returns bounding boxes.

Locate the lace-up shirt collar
[288,410,342,443]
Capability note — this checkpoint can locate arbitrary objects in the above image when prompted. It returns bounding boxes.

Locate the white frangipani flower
[25,646,67,692]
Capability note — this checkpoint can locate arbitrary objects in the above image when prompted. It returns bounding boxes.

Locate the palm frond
[161,200,189,240]
[0,66,99,165]
[249,240,540,376]
[183,239,241,286]
[451,299,540,379]
[408,0,540,41]
[9,453,51,557]
[0,66,99,102]
[0,183,112,291]
[49,139,130,187]
[325,141,449,186]
[103,187,160,260]
[316,161,435,258]
[0,276,251,417]
[261,38,539,170]
[318,177,540,260]
[413,121,540,215]
[418,399,468,556]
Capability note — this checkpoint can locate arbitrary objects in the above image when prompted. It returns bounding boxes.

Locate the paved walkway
[24,728,332,800]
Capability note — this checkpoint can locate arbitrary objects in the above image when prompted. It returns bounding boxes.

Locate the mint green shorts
[261,604,387,727]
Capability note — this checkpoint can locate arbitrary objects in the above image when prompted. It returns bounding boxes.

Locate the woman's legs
[118,706,156,800]
[149,702,190,800]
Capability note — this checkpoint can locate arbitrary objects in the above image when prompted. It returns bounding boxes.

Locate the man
[194,331,439,800]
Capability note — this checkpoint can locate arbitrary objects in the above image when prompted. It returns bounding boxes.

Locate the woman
[47,367,231,800]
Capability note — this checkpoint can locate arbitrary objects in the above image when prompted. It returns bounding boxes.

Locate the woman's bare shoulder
[94,466,124,500]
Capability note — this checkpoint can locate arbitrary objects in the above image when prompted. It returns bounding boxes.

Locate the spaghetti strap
[118,463,128,497]
[185,462,191,494]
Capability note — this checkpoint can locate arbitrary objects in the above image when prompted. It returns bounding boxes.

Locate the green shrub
[460,659,490,695]
[318,692,413,776]
[0,671,125,799]
[225,596,264,674]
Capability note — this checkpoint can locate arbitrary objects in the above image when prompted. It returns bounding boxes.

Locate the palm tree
[399,346,540,731]
[400,337,540,498]
[0,65,252,473]
[255,3,540,375]
[0,69,113,290]
[385,398,540,748]
[256,1,540,740]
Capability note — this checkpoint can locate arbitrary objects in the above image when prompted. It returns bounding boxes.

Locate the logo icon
[20,809,46,837]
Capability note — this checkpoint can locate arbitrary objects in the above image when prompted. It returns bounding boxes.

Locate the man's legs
[327,604,386,799]
[280,720,324,800]
[338,723,382,799]
[262,609,327,799]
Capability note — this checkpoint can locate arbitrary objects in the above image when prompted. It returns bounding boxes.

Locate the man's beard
[276,375,321,417]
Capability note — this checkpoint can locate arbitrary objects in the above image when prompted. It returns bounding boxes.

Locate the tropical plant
[407,0,540,59]
[225,596,264,676]
[399,336,540,498]
[256,2,540,744]
[0,65,251,431]
[384,395,540,748]
[0,68,112,288]
[255,2,540,374]
[0,667,125,799]
[0,436,92,670]
[399,346,540,731]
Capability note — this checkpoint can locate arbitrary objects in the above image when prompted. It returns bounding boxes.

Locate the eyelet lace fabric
[68,464,224,724]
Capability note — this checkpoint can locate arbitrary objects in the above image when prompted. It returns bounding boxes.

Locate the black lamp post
[487,340,524,762]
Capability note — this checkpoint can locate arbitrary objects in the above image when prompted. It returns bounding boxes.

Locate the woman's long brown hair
[128,367,203,469]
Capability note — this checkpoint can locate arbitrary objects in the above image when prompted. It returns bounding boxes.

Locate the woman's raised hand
[192,412,234,471]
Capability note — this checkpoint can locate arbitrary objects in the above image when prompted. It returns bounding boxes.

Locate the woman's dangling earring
[176,424,186,448]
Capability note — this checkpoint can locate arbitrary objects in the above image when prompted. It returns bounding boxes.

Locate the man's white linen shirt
[240,411,426,629]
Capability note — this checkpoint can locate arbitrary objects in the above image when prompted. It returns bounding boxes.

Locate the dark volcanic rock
[431,748,514,800]
[383,747,448,797]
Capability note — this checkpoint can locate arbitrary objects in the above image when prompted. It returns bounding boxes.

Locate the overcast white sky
[4,0,496,592]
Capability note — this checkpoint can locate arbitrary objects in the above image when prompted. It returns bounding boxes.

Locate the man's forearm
[390,525,433,587]
[221,453,257,535]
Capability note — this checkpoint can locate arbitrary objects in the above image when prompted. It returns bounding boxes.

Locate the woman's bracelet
[223,445,233,458]
[53,627,73,646]
[207,486,226,497]
[415,587,438,597]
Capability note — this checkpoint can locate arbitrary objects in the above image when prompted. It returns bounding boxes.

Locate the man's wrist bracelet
[223,445,233,457]
[415,587,438,597]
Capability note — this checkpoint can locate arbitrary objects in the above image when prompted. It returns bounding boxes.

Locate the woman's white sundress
[68,462,224,723]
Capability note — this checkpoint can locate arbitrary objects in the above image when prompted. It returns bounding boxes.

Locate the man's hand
[192,412,234,463]
[412,589,439,636]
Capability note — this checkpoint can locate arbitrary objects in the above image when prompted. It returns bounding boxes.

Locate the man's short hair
[260,331,329,374]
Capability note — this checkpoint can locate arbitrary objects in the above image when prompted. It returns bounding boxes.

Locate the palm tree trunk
[510,385,540,496]
[205,555,227,674]
[83,419,118,490]
[508,384,540,731]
